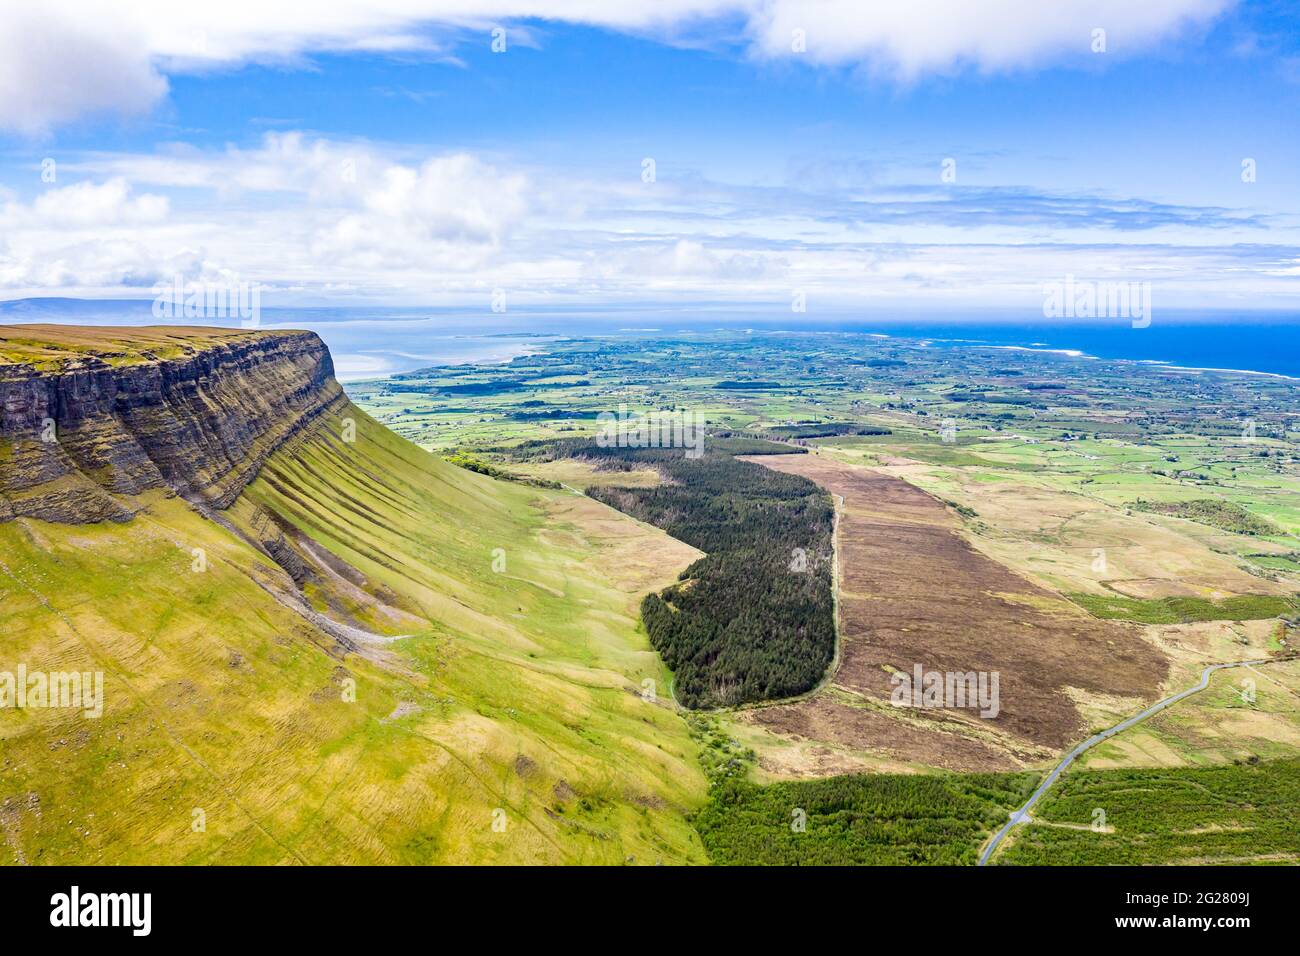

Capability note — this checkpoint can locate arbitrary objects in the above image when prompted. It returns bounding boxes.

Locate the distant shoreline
[341,325,1300,388]
[335,339,552,383]
[964,341,1300,383]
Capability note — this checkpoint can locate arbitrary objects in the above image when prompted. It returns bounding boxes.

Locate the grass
[1079,659,1300,770]
[1069,592,1297,624]
[0,324,273,369]
[343,331,1300,864]
[0,403,710,864]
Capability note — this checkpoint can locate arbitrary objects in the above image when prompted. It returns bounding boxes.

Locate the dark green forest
[510,437,836,707]
[994,758,1300,865]
[759,422,892,440]
[695,772,1038,865]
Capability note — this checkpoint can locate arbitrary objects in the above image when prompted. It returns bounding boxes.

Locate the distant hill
[0,297,158,321]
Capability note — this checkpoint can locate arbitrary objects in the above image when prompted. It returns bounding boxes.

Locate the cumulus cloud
[0,5,167,135]
[0,178,173,288]
[0,136,533,294]
[360,153,527,243]
[0,170,196,291]
[1,1,1232,133]
[0,233,204,292]
[309,150,530,270]
[16,178,169,227]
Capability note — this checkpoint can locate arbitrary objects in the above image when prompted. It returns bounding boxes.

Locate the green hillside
[0,403,708,864]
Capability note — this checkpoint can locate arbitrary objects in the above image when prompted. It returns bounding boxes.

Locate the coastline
[333,338,557,382]
[338,325,1300,388]
[963,339,1300,383]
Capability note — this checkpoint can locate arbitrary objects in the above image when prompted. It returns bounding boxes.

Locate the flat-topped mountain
[0,325,343,523]
[0,324,705,865]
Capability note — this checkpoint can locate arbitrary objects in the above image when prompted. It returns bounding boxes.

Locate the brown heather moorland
[739,453,1170,771]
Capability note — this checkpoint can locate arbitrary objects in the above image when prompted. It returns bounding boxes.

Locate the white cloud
[19,178,169,227]
[746,0,1231,76]
[0,136,532,293]
[1,132,1293,307]
[0,1,1231,133]
[0,177,173,287]
[68,132,384,200]
[0,5,167,135]
[309,148,530,270]
[361,153,527,243]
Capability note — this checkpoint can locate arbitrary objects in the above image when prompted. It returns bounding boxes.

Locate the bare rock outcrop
[0,328,346,523]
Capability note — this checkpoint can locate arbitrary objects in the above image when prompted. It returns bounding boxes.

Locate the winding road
[978,657,1277,866]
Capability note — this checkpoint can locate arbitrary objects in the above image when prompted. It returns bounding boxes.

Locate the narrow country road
[978,657,1277,866]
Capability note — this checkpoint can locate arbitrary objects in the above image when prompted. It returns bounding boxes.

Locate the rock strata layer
[0,329,345,523]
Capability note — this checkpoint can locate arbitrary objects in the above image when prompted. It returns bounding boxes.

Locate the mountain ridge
[0,325,344,523]
[0,325,709,864]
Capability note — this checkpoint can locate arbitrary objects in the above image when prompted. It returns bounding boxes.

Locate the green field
[1068,592,1297,624]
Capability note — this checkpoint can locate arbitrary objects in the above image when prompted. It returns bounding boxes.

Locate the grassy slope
[0,403,708,864]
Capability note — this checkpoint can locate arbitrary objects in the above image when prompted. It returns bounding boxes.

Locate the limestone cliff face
[0,330,345,523]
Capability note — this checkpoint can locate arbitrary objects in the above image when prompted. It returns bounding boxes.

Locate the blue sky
[1,1,1298,314]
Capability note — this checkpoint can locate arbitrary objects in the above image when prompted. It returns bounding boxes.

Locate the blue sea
[4,299,1300,381]
[828,317,1300,381]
